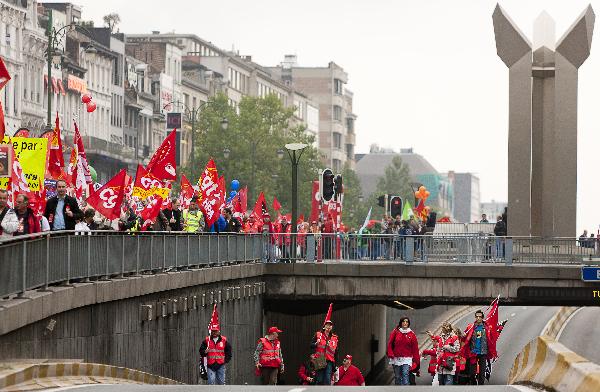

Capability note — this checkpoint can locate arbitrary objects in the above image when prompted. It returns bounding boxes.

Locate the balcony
[83,135,136,163]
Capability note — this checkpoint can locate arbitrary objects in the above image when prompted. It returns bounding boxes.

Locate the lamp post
[283,143,308,234]
[45,10,97,128]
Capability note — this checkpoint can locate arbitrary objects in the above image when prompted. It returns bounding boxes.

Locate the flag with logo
[86,169,127,220]
[8,152,33,207]
[67,122,92,199]
[47,113,65,180]
[199,159,223,228]
[309,180,321,223]
[234,186,248,215]
[140,196,163,231]
[179,174,195,209]
[132,164,170,200]
[250,191,269,230]
[146,129,177,181]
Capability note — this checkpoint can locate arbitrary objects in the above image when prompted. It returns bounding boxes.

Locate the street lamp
[45,10,96,128]
[284,143,307,259]
[223,148,230,159]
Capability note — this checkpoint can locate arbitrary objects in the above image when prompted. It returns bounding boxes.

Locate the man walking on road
[461,310,499,385]
[199,305,231,385]
[254,326,284,385]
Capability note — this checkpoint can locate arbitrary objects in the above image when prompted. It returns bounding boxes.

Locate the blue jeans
[207,365,226,385]
[393,364,410,385]
[315,361,333,385]
[438,373,454,385]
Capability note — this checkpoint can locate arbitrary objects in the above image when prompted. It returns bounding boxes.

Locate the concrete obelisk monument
[493,4,594,237]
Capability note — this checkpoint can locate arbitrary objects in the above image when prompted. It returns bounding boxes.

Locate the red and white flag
[0,58,10,141]
[86,169,128,221]
[309,180,321,223]
[179,174,195,209]
[140,196,163,231]
[8,152,33,207]
[146,129,177,181]
[47,113,65,179]
[199,159,224,228]
[67,122,92,200]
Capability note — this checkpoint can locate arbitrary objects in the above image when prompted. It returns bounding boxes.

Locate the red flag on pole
[9,152,33,206]
[323,303,333,326]
[250,191,268,230]
[0,58,10,141]
[208,304,220,331]
[140,197,163,231]
[48,113,65,179]
[218,176,226,207]
[146,129,177,181]
[0,101,6,142]
[86,169,128,221]
[199,159,223,228]
[272,196,282,212]
[179,174,195,209]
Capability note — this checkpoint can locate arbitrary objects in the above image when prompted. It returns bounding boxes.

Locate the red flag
[297,214,304,224]
[0,57,10,90]
[132,164,170,200]
[199,159,223,228]
[179,174,195,209]
[310,180,320,223]
[208,304,220,331]
[68,122,92,200]
[323,303,333,325]
[485,296,499,328]
[86,169,127,221]
[0,101,5,142]
[48,113,65,179]
[146,129,177,181]
[272,196,282,212]
[140,197,163,231]
[218,176,226,207]
[234,186,248,214]
[9,151,33,206]
[250,191,269,230]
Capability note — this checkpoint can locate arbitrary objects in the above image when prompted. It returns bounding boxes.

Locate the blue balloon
[231,179,240,191]
[226,190,238,203]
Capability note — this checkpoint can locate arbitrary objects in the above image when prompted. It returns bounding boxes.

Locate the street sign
[581,266,600,282]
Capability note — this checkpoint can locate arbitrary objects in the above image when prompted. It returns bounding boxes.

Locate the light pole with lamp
[45,10,97,128]
[164,100,228,178]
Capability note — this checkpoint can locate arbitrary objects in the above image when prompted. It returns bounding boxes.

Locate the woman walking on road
[387,316,420,385]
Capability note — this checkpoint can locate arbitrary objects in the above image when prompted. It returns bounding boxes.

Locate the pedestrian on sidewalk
[254,326,284,385]
[387,316,420,385]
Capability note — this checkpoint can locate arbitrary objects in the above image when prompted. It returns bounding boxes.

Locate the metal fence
[0,231,263,299]
[1,232,597,299]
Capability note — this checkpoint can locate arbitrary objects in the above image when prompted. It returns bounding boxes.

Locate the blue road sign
[581,266,600,282]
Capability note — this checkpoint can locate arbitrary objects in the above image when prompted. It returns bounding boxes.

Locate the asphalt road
[558,307,600,364]
[49,385,539,391]
[414,305,560,386]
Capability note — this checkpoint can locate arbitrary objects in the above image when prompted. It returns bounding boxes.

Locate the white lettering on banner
[99,188,118,209]
[140,176,162,189]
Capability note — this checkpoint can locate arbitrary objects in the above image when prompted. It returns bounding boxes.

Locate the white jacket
[0,208,19,238]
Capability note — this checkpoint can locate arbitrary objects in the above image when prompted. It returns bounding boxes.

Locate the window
[334,78,343,94]
[333,132,342,149]
[346,144,354,159]
[333,159,341,173]
[346,117,354,133]
[333,105,342,121]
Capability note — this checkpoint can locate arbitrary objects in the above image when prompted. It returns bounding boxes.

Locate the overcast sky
[64,0,600,233]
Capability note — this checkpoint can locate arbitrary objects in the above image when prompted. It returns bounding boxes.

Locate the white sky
[65,0,600,234]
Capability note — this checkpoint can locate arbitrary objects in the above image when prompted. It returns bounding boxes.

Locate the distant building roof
[355,152,439,197]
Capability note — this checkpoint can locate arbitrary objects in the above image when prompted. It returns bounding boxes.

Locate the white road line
[556,307,584,341]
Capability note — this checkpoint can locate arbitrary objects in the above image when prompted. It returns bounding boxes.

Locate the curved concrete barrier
[542,306,580,339]
[509,336,600,392]
[0,360,181,390]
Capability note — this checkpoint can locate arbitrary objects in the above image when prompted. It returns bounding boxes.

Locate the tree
[340,163,369,229]
[183,93,322,219]
[368,156,414,219]
[103,13,121,32]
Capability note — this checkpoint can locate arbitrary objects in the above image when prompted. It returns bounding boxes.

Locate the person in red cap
[335,355,365,386]
[311,303,338,385]
[199,305,232,385]
[254,326,284,385]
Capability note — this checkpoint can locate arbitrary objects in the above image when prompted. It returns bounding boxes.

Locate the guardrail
[0,231,263,299]
[1,232,597,299]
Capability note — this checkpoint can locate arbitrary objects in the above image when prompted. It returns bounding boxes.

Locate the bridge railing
[0,231,264,299]
[1,232,597,298]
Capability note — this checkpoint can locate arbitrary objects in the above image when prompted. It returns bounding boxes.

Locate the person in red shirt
[335,355,365,386]
[387,316,420,385]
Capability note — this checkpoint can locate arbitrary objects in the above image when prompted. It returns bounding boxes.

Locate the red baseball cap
[268,326,282,334]
[344,354,353,361]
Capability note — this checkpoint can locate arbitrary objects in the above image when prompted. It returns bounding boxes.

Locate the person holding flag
[199,304,232,385]
[310,303,339,385]
[459,299,506,386]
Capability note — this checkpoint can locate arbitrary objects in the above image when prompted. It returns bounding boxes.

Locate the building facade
[449,172,481,223]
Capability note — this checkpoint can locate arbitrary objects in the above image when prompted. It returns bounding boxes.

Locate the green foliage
[182,93,321,218]
[367,156,414,219]
[340,162,369,229]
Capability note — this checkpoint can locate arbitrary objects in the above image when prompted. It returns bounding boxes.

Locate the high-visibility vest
[315,331,338,362]
[258,337,282,368]
[205,336,227,365]
[183,209,202,233]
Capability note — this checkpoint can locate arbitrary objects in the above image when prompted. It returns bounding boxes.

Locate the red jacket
[461,322,498,360]
[15,208,41,235]
[387,328,420,365]
[422,343,438,376]
[336,364,364,386]
[298,362,317,385]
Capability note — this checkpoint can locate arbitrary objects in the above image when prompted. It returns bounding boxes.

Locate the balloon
[419,185,426,192]
[86,101,97,113]
[88,166,97,183]
[230,179,240,191]
[81,94,92,104]
[230,190,237,198]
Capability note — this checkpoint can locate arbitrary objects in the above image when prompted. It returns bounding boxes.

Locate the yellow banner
[0,137,48,191]
[132,186,170,200]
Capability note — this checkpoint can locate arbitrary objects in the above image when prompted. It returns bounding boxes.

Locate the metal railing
[0,231,263,299]
[1,232,597,299]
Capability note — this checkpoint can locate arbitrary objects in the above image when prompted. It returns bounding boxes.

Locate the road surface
[558,307,600,364]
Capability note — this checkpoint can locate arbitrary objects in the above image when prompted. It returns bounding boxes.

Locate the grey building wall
[453,173,472,223]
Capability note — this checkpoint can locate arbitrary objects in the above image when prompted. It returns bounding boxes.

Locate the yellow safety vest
[183,209,203,233]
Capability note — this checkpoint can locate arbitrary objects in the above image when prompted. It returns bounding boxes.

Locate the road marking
[555,307,584,341]
[511,312,516,317]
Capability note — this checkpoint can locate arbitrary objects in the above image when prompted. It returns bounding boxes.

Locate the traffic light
[334,174,343,200]
[377,195,386,207]
[320,168,335,202]
[389,196,402,218]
